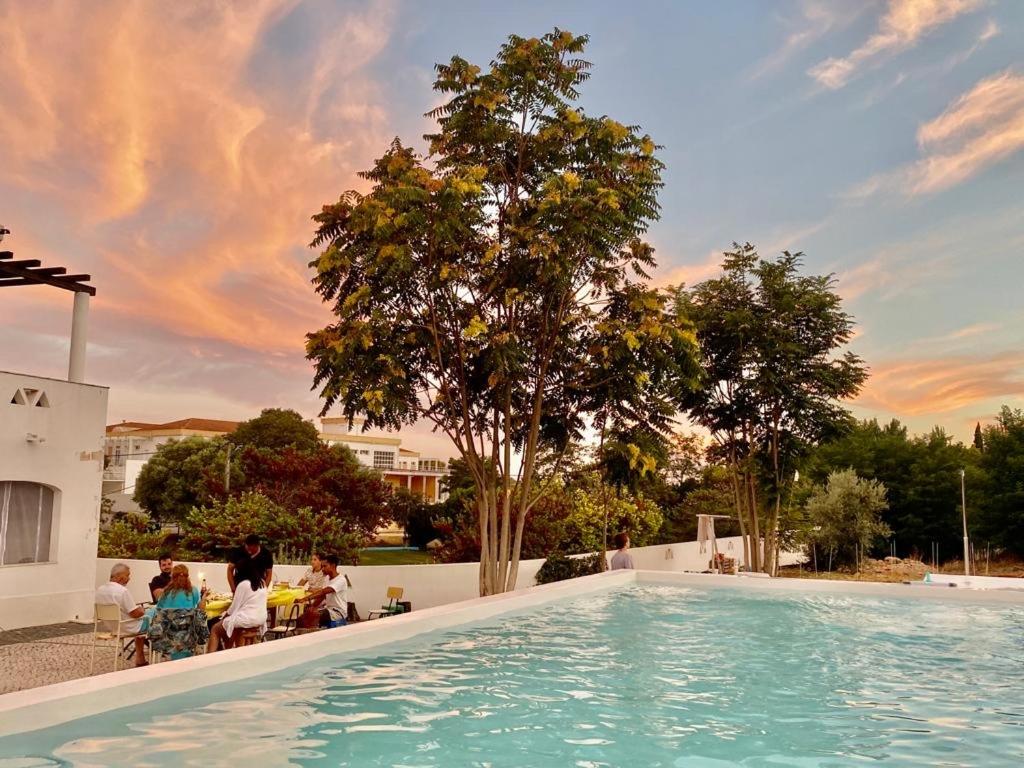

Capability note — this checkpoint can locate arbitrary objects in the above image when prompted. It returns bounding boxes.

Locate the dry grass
[778,556,1024,583]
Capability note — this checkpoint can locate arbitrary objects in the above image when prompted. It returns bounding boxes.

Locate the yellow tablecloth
[204,587,309,619]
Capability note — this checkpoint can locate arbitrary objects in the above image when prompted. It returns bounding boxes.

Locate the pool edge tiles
[0,569,635,739]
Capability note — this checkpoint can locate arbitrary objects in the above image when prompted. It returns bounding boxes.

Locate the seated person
[149,553,174,601]
[609,532,635,570]
[207,561,268,652]
[297,553,327,591]
[95,562,149,667]
[295,554,349,628]
[152,564,208,660]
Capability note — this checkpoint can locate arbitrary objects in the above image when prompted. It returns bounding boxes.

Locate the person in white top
[95,563,149,666]
[296,554,350,627]
[609,532,636,570]
[206,561,268,652]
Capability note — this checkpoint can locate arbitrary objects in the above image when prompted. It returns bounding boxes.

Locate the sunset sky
[2,0,1022,456]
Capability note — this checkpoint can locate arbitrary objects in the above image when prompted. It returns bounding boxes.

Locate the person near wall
[224,547,249,593]
[294,554,350,628]
[297,553,328,590]
[207,560,268,652]
[149,564,209,660]
[95,562,149,666]
[609,532,636,570]
[148,553,174,601]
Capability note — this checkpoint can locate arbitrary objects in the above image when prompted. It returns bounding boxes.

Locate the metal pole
[960,468,970,577]
[225,443,233,493]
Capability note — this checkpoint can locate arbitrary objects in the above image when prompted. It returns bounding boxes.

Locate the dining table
[204,585,310,620]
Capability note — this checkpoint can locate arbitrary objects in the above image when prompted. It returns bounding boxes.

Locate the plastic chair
[368,587,405,620]
[90,603,144,674]
[265,602,301,640]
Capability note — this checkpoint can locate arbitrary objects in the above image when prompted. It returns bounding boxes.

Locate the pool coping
[1,569,1022,738]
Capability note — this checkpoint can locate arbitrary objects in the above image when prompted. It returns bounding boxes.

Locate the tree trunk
[746,471,762,572]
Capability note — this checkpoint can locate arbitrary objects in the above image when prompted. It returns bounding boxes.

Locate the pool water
[1,583,1022,767]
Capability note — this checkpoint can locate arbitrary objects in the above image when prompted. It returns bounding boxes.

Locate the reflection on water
[1,586,1023,767]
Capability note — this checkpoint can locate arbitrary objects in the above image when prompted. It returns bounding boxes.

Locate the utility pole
[225,443,233,493]
[959,468,970,576]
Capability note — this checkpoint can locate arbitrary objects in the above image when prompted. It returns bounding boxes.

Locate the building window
[373,451,394,470]
[0,481,55,565]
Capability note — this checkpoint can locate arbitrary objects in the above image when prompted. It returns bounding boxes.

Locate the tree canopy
[307,29,699,594]
[229,408,321,453]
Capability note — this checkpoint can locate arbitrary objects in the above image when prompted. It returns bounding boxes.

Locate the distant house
[102,418,240,508]
[1,247,106,629]
[319,417,449,502]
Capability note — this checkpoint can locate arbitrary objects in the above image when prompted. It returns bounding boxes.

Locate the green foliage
[177,492,363,564]
[802,470,890,568]
[229,408,321,453]
[678,243,867,572]
[305,29,699,594]
[133,437,235,525]
[977,407,1024,556]
[98,513,170,560]
[387,488,441,549]
[535,551,604,585]
[805,419,977,559]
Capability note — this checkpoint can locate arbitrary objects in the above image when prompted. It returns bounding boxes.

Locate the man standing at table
[295,555,349,627]
[244,534,273,587]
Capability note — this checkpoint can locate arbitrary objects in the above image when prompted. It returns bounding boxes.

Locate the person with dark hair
[207,559,268,652]
[244,534,274,587]
[295,554,350,628]
[298,553,327,590]
[610,532,635,570]
[149,553,174,601]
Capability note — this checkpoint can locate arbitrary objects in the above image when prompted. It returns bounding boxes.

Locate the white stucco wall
[95,536,800,618]
[1,372,108,629]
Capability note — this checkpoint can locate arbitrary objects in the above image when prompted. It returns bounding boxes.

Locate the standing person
[207,561,268,652]
[298,553,327,590]
[225,547,249,594]
[148,554,174,601]
[95,563,149,667]
[244,534,274,588]
[609,532,635,570]
[295,555,349,628]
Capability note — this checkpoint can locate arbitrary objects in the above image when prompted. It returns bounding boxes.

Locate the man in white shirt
[95,562,149,666]
[295,554,350,627]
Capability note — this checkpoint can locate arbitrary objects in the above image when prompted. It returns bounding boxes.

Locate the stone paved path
[0,630,128,694]
[0,621,91,647]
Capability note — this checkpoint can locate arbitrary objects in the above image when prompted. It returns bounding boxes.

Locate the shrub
[535,551,604,585]
[98,513,170,560]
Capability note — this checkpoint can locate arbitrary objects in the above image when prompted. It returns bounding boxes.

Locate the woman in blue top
[150,564,208,659]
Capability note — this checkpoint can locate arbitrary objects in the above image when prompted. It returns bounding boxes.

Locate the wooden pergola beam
[0,251,96,295]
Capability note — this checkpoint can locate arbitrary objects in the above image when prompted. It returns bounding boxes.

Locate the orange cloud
[0,0,396,354]
[848,70,1024,198]
[809,0,982,89]
[854,351,1024,415]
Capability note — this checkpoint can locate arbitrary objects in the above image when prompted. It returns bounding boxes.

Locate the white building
[1,246,108,629]
[320,417,449,502]
[102,418,240,509]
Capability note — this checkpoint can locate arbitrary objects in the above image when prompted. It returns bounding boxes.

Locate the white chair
[90,603,144,674]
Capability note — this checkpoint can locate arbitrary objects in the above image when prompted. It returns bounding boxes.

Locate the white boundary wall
[95,536,795,616]
[5,568,1024,739]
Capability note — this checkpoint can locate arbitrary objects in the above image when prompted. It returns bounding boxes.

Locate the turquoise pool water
[1,583,1022,767]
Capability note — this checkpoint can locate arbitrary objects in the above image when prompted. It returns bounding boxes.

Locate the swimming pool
[1,574,1022,766]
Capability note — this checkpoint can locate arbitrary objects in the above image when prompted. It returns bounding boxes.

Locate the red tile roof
[105,418,241,434]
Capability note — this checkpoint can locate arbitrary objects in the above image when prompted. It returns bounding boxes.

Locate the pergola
[1,248,95,383]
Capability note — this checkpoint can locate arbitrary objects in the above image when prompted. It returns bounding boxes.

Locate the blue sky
[1,0,1022,453]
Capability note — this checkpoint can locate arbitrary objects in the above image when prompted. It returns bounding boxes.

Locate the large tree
[133,437,237,525]
[978,407,1024,556]
[229,408,321,453]
[307,30,699,594]
[680,244,867,573]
